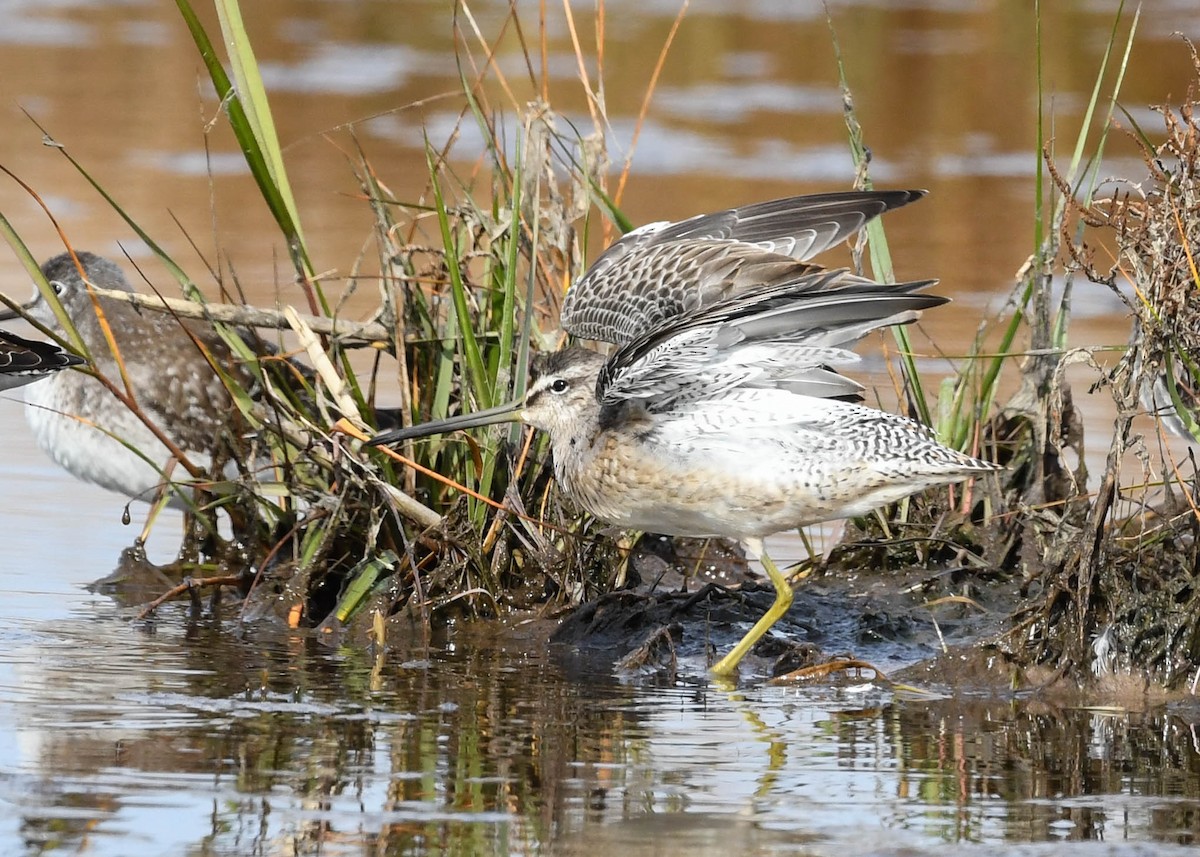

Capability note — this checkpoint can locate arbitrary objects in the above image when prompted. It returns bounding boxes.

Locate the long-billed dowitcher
[368,190,1000,677]
[0,329,84,391]
[0,252,305,508]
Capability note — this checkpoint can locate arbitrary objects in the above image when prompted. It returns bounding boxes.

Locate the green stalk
[175,0,324,313]
[826,12,931,427]
[426,145,491,411]
[0,209,82,353]
[949,1,1137,450]
[471,144,525,520]
[334,551,399,624]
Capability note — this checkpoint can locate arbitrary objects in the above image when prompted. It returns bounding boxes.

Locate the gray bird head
[27,252,135,337]
[367,346,607,448]
[519,347,605,435]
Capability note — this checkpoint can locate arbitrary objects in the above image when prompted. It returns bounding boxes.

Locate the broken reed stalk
[74,285,393,344]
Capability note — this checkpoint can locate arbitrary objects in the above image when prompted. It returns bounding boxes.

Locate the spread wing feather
[561,189,925,344]
[595,274,944,417]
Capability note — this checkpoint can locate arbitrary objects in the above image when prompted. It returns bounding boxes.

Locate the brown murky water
[3,2,1200,854]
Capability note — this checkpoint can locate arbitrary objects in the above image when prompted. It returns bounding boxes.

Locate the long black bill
[367,397,526,447]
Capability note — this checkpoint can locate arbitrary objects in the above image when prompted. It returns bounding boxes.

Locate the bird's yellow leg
[710,537,794,677]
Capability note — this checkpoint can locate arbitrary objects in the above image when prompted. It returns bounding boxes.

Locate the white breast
[23,375,208,508]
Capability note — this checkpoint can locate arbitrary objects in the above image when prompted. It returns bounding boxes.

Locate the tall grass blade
[0,206,84,353]
[948,0,1138,450]
[825,12,931,427]
[426,143,491,409]
[174,0,320,306]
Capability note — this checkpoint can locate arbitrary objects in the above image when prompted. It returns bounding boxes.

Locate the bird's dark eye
[550,378,569,394]
[50,280,65,295]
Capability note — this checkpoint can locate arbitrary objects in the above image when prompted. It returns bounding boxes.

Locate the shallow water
[5,594,1200,856]
[3,1,1200,855]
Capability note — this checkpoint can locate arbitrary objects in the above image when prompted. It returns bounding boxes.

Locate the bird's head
[367,346,605,447]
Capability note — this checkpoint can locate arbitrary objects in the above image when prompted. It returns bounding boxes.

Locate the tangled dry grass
[998,39,1200,689]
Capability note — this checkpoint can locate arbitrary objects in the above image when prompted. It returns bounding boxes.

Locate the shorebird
[0,329,84,391]
[369,189,1000,677]
[0,251,305,508]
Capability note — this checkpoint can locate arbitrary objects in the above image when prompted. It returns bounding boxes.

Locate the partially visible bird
[369,190,1000,678]
[0,252,306,508]
[0,328,84,391]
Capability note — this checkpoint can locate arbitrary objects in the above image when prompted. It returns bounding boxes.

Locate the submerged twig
[137,573,244,619]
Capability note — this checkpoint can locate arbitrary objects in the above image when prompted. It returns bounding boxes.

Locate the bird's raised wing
[594,270,943,420]
[561,189,925,345]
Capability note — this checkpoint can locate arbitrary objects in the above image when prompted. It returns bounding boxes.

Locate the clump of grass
[0,0,641,633]
[817,12,1022,585]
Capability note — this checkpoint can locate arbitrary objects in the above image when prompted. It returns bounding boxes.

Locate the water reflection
[3,603,1200,855]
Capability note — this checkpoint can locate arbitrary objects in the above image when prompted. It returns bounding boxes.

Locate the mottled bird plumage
[10,252,294,505]
[560,189,926,344]
[515,281,993,540]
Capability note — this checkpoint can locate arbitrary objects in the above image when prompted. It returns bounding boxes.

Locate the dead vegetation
[997,39,1200,690]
